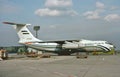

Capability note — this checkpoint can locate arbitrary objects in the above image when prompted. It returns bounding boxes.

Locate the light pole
[33,26,40,38]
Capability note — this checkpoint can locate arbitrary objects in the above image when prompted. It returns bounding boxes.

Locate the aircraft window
[108,43,113,45]
[105,42,113,45]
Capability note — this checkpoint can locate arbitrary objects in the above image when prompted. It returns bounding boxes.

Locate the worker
[0,49,3,61]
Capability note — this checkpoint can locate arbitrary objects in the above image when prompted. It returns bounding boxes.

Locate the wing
[3,22,26,26]
[38,40,80,44]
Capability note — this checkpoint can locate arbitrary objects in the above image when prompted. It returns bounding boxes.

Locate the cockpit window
[108,43,113,45]
[105,42,113,45]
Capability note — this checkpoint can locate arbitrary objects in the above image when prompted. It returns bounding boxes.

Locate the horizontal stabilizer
[3,22,26,26]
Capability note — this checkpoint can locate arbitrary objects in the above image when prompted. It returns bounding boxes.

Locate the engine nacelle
[62,43,79,49]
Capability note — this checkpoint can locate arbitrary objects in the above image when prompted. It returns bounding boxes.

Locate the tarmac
[0,54,120,77]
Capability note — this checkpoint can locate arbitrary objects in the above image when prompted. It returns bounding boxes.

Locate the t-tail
[3,22,41,44]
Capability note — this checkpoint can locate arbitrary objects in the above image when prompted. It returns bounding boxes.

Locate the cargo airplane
[3,22,114,55]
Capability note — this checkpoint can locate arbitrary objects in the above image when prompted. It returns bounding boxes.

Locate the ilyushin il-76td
[3,22,114,55]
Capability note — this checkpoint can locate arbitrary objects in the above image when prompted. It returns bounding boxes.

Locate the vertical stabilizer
[3,22,41,44]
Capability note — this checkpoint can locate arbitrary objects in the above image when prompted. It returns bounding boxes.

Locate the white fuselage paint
[25,39,114,52]
[26,42,59,51]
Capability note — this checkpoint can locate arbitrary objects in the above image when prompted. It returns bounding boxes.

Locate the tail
[3,22,41,44]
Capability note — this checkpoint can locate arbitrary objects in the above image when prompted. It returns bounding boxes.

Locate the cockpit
[105,42,113,45]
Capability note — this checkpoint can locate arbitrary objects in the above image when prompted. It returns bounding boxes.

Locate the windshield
[105,42,113,45]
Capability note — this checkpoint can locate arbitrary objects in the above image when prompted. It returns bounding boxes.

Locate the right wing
[39,40,80,44]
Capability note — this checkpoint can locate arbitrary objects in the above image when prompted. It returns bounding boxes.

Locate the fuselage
[24,39,114,54]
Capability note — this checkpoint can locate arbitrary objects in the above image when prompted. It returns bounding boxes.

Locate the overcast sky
[0,0,120,49]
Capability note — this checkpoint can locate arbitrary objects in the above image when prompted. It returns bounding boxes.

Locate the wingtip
[3,21,30,26]
[3,22,12,24]
[3,22,8,24]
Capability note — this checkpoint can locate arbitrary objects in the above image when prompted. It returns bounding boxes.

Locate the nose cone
[108,45,116,51]
[109,45,115,48]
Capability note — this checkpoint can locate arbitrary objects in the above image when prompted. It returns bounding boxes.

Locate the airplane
[3,22,114,55]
